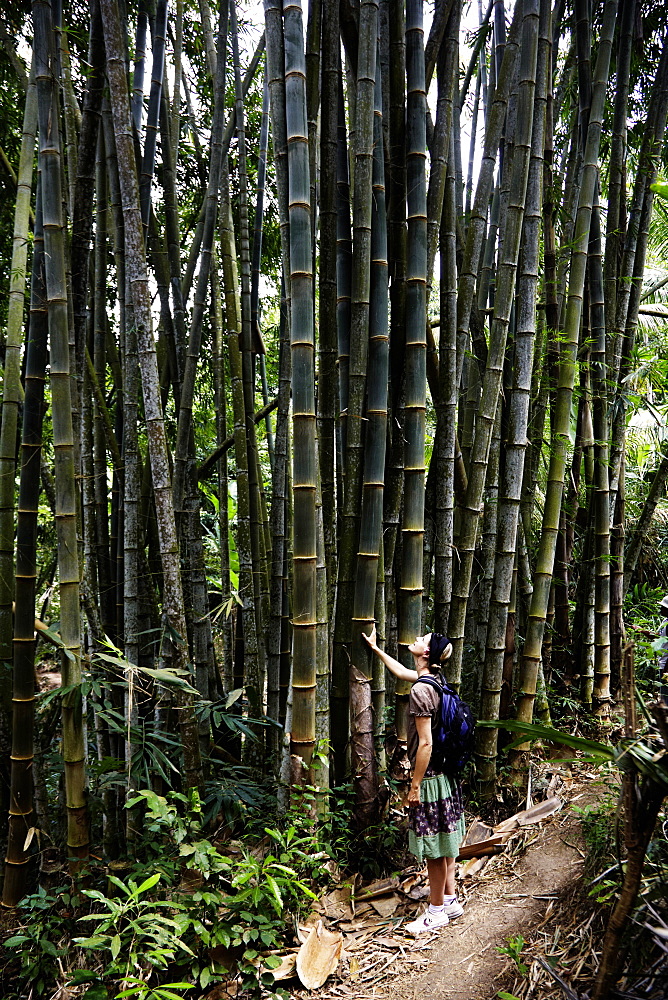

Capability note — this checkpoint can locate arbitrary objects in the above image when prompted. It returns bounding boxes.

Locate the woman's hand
[362,624,377,651]
[407,783,421,807]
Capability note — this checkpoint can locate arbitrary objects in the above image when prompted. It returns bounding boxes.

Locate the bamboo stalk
[2,186,48,906]
[515,0,618,735]
[0,60,36,681]
[317,0,339,625]
[172,0,229,514]
[34,0,89,861]
[589,193,611,719]
[351,50,388,825]
[449,0,539,688]
[395,0,428,737]
[100,0,203,791]
[284,0,317,775]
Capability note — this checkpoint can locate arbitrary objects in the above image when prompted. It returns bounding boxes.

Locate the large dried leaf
[296,920,343,990]
[494,796,563,833]
[408,881,430,900]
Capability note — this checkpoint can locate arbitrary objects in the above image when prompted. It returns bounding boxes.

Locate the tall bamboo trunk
[219,166,262,764]
[589,195,611,719]
[434,118,458,629]
[396,0,428,739]
[351,53,388,827]
[284,0,317,778]
[317,0,339,627]
[172,1,228,512]
[139,0,168,230]
[603,0,635,349]
[0,62,36,725]
[267,293,291,750]
[33,0,90,863]
[609,445,625,691]
[264,0,291,759]
[252,67,275,463]
[2,187,48,905]
[515,0,618,736]
[448,0,538,689]
[230,0,269,745]
[100,0,203,791]
[330,76,353,781]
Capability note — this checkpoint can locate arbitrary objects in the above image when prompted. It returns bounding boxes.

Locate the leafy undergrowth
[0,781,410,1000]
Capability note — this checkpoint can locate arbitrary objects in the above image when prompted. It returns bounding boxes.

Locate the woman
[362,626,466,935]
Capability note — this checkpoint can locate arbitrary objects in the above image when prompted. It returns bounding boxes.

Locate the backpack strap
[413,675,443,694]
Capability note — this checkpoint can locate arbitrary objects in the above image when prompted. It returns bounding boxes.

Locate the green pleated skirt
[407,771,466,862]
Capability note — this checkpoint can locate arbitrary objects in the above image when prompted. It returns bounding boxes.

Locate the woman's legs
[427,856,456,905]
[445,855,456,896]
[427,857,447,906]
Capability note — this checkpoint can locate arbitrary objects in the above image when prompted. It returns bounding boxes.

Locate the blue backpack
[414,675,476,774]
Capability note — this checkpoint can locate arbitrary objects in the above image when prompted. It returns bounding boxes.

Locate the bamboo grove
[0,0,668,904]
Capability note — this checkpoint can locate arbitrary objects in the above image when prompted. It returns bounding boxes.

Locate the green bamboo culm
[0,60,36,699]
[396,0,428,741]
[476,0,549,796]
[351,46,388,827]
[2,185,48,906]
[172,0,229,513]
[316,0,338,625]
[100,0,203,791]
[284,0,317,776]
[33,0,89,862]
[446,1,522,682]
[230,0,270,733]
[330,75,352,782]
[515,0,618,737]
[589,194,611,719]
[332,0,379,786]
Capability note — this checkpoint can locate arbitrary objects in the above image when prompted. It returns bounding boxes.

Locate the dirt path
[293,783,601,1000]
[373,799,589,1000]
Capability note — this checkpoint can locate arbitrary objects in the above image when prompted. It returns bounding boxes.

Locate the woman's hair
[428,632,452,673]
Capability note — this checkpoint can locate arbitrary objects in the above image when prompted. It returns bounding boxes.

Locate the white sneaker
[404,908,450,935]
[442,898,464,919]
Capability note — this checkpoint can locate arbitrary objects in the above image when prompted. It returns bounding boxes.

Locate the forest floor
[289,762,612,1000]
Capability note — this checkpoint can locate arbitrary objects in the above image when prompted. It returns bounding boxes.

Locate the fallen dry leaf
[296,920,343,990]
[494,796,563,833]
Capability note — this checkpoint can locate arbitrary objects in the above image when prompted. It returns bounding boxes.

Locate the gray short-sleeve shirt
[407,677,441,766]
